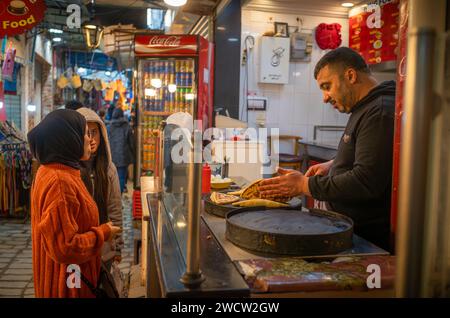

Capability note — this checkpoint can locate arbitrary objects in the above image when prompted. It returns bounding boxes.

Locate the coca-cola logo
[148,36,181,47]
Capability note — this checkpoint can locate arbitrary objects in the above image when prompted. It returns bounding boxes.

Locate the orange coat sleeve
[37,199,111,265]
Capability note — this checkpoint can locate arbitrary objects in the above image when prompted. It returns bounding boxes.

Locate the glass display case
[143,120,249,296]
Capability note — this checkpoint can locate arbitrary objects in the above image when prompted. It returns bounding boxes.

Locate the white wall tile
[290,124,308,141]
[322,106,339,126]
[240,9,349,142]
[308,94,325,126]
[293,62,310,94]
[292,93,309,125]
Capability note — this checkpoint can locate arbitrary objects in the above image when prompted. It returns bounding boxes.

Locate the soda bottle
[186,60,192,87]
[180,60,186,87]
[175,60,181,86]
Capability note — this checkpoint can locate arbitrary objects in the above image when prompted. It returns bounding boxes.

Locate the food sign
[349,0,400,64]
[0,0,47,37]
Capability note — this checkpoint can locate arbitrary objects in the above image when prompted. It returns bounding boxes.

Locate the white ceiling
[243,0,353,19]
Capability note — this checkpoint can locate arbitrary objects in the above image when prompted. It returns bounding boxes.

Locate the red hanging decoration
[315,23,342,50]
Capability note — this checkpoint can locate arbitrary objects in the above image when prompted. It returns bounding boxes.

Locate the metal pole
[181,128,205,287]
[396,28,436,297]
[158,121,166,193]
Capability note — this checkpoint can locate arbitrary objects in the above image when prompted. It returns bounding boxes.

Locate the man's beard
[339,85,355,113]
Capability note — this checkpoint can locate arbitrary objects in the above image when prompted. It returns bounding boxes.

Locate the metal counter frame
[143,191,250,297]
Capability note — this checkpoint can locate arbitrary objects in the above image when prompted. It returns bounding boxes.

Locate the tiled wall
[239,9,350,148]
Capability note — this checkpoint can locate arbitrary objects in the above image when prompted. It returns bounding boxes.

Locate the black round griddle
[203,194,302,218]
[225,207,353,256]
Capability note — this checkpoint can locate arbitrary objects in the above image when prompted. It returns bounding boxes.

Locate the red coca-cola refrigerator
[133,34,214,189]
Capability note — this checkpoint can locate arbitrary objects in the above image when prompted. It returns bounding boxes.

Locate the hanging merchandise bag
[82,80,94,92]
[93,79,103,91]
[71,74,82,89]
[116,80,126,94]
[101,80,108,90]
[109,80,118,92]
[57,75,69,89]
[2,47,16,82]
[104,88,114,102]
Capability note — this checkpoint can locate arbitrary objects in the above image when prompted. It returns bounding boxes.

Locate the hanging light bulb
[168,84,177,93]
[164,0,187,7]
[151,78,162,88]
[145,88,157,97]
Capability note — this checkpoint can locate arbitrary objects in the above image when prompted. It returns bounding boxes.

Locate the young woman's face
[81,124,91,161]
[87,122,101,154]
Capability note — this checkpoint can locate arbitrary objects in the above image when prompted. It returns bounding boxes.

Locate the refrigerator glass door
[138,57,197,178]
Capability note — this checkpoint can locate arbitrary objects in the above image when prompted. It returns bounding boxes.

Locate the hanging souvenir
[93,79,102,91]
[116,79,126,93]
[82,80,94,92]
[2,47,16,81]
[109,80,117,91]
[71,74,82,89]
[57,75,69,89]
[101,80,108,90]
[104,88,114,102]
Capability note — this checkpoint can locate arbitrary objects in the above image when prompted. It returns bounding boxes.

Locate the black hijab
[27,109,87,170]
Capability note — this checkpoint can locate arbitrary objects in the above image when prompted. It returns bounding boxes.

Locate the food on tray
[210,192,240,205]
[240,179,291,203]
[232,199,289,208]
[227,189,244,196]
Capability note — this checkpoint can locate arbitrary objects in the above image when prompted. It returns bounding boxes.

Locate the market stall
[139,122,395,298]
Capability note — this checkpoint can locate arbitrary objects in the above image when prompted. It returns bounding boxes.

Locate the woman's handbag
[80,262,119,298]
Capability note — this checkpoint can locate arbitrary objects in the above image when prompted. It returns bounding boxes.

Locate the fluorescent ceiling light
[217,26,226,31]
[52,37,62,42]
[105,71,111,76]
[27,105,36,112]
[185,93,195,100]
[341,2,354,7]
[228,38,239,42]
[164,0,187,7]
[49,28,63,34]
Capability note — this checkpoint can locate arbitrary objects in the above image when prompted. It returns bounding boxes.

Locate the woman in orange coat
[27,109,121,298]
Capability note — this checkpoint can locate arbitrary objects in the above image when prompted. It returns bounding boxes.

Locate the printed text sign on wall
[259,37,290,85]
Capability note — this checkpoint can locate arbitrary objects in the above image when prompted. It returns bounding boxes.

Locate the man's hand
[106,222,122,242]
[305,160,334,177]
[259,168,310,198]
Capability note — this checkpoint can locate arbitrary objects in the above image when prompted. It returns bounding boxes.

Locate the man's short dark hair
[314,47,370,79]
[65,100,83,110]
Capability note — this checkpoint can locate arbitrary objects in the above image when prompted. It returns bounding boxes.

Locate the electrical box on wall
[259,36,290,84]
[290,32,313,62]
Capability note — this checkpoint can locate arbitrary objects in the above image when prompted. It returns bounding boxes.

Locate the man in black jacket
[259,47,395,251]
